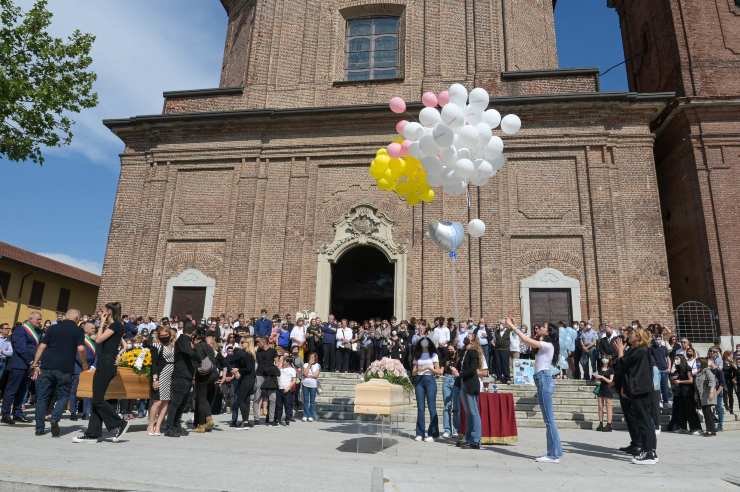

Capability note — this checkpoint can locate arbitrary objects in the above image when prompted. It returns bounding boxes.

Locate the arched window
[345,16,400,81]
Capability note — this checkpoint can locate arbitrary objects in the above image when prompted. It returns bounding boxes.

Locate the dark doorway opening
[529,288,572,327]
[170,286,206,321]
[330,246,394,322]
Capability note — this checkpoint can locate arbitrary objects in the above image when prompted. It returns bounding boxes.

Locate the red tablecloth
[459,392,518,445]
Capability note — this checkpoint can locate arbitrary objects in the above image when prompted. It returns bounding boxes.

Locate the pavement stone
[0,413,737,491]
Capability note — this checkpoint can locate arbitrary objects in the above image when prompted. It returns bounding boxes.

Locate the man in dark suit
[1,311,42,424]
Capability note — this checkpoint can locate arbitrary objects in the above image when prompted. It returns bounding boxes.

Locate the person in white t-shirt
[508,317,563,464]
[336,320,353,373]
[290,318,307,360]
[275,355,297,426]
[412,336,443,442]
[432,317,451,348]
[301,352,321,422]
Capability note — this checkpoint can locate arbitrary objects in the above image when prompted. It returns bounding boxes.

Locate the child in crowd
[593,356,614,432]
[275,354,297,426]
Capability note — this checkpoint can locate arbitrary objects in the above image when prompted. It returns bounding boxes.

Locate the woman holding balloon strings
[506,317,563,463]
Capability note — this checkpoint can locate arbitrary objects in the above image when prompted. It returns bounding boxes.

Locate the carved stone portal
[520,267,581,330]
[315,205,407,320]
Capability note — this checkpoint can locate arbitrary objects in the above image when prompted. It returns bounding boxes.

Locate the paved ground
[0,413,738,491]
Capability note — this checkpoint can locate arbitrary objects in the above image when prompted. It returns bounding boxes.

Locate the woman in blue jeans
[412,336,442,442]
[457,333,484,449]
[301,352,321,422]
[508,317,563,463]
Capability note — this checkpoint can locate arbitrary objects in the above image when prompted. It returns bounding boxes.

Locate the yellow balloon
[376,154,391,167]
[377,178,392,191]
[422,188,435,202]
[377,148,388,157]
[392,135,404,144]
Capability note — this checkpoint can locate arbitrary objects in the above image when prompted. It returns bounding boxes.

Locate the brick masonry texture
[611,0,740,338]
[98,0,705,334]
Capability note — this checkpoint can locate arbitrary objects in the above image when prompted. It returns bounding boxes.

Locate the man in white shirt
[432,318,450,348]
[455,321,469,350]
[290,318,307,359]
[336,320,353,373]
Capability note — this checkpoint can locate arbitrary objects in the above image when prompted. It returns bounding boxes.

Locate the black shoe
[178,427,189,436]
[604,423,613,432]
[1,416,15,425]
[164,429,181,438]
[14,415,31,423]
[112,420,130,442]
[618,445,631,452]
[246,421,255,428]
[271,421,279,427]
[631,450,657,465]
[35,429,46,436]
[621,445,642,456]
[51,422,60,437]
[468,443,481,450]
[69,415,78,422]
[229,421,238,428]
[596,422,604,432]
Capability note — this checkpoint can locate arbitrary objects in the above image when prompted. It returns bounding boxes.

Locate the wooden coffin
[77,367,151,399]
[354,378,407,416]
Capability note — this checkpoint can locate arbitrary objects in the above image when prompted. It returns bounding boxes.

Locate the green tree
[0,0,97,164]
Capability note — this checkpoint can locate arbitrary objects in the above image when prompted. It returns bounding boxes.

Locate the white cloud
[39,252,103,275]
[19,0,227,170]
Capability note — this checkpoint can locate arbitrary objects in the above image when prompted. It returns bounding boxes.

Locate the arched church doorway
[330,246,394,321]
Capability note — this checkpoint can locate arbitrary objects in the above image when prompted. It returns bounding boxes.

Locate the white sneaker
[308,417,314,422]
[442,432,450,439]
[72,434,99,444]
[535,456,560,464]
[424,436,434,443]
[452,432,459,438]
[414,435,423,442]
[692,430,702,436]
[302,417,308,422]
[655,428,661,435]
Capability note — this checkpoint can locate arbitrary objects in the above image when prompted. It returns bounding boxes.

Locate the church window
[345,16,400,81]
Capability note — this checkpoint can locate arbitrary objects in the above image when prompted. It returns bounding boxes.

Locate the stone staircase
[315,372,739,431]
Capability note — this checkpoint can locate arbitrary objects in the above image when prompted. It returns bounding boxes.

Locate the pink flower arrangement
[364,357,413,392]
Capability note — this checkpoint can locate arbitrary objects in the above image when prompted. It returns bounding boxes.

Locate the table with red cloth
[459,392,518,445]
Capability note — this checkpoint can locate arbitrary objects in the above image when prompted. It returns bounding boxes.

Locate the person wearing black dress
[228,337,256,428]
[74,302,129,443]
[163,322,202,437]
[193,331,217,433]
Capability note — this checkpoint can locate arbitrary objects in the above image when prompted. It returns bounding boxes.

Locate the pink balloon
[395,119,408,135]
[437,90,450,107]
[389,96,406,114]
[388,142,403,158]
[401,140,412,155]
[422,91,438,108]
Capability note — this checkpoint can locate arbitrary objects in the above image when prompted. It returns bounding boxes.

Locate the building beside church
[98,0,733,344]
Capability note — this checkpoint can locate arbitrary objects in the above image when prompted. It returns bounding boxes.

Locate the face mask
[601,358,609,365]
[159,336,171,344]
[631,324,638,329]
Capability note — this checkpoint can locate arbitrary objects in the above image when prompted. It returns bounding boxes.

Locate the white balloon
[490,152,506,170]
[475,123,492,146]
[467,219,486,238]
[443,179,467,196]
[469,172,488,187]
[448,83,468,107]
[455,158,475,178]
[408,141,423,158]
[482,109,502,129]
[432,123,454,148]
[468,88,490,112]
[477,160,494,178]
[486,135,504,155]
[427,173,444,187]
[419,107,441,128]
[457,125,479,150]
[441,103,465,128]
[464,104,483,125]
[501,114,522,135]
[419,134,439,156]
[456,147,472,161]
[422,155,442,173]
[403,122,424,141]
[439,146,457,165]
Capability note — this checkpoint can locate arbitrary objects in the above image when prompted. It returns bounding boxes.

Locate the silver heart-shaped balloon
[426,220,465,252]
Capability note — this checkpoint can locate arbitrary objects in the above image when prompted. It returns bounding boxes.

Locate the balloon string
[449,252,459,321]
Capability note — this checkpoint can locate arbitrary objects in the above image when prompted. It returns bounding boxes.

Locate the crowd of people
[1,306,738,466]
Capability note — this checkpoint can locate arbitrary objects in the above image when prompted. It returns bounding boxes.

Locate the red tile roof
[0,241,101,287]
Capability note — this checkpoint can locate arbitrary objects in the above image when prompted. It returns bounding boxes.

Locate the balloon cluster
[392,83,521,196]
[369,143,435,206]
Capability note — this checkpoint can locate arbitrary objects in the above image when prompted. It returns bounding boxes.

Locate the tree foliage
[0,0,98,164]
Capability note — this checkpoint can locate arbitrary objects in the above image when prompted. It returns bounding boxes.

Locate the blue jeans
[659,370,672,404]
[534,370,562,459]
[442,375,455,434]
[302,386,317,419]
[414,375,439,438]
[35,369,72,432]
[461,390,481,444]
[717,393,724,431]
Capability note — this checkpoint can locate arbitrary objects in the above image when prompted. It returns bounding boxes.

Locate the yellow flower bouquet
[117,347,153,377]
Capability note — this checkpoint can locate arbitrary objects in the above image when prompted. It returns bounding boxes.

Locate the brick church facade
[98,0,736,344]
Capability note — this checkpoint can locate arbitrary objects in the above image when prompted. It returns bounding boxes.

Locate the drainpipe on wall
[13,271,33,326]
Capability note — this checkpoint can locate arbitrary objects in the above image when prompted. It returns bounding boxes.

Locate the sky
[0,0,628,275]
